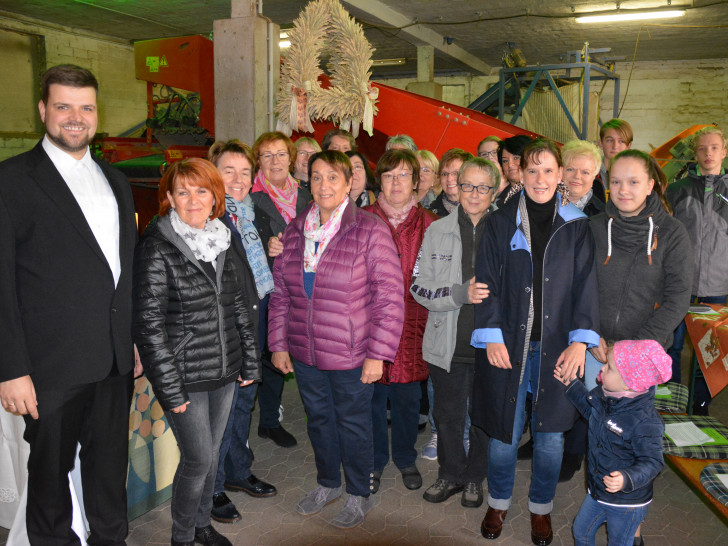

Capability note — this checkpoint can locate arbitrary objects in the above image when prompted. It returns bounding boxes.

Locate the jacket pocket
[349,320,355,349]
[172,331,194,356]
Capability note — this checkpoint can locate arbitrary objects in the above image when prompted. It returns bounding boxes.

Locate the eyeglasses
[478,151,498,159]
[440,171,459,179]
[381,171,413,183]
[297,150,316,158]
[460,183,494,195]
[259,151,290,162]
[353,164,365,171]
[420,167,433,174]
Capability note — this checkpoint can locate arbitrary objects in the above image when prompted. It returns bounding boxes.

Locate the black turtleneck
[525,192,557,341]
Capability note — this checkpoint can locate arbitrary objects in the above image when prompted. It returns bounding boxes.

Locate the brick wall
[374,59,728,152]
[0,14,147,159]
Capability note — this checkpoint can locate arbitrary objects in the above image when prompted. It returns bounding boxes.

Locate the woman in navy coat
[471,139,600,545]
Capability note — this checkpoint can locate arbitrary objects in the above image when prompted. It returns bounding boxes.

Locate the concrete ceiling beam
[342,0,492,75]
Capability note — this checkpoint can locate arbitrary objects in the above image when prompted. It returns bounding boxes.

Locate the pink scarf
[252,170,299,224]
[376,194,417,229]
[303,199,349,272]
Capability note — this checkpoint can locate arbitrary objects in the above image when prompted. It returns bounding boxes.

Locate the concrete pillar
[417,45,434,82]
[407,45,442,100]
[214,0,279,144]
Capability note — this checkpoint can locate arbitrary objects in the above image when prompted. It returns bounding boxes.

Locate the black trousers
[23,371,134,546]
[429,362,489,483]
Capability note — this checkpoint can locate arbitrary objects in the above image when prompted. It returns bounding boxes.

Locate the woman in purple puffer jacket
[268,150,404,529]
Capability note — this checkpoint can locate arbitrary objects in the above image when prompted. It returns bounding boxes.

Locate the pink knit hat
[612,340,672,391]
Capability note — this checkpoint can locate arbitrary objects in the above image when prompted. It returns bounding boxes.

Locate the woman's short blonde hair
[561,140,603,175]
[416,150,441,194]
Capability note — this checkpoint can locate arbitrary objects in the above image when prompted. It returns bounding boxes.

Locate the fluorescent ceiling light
[372,58,406,67]
[576,9,685,23]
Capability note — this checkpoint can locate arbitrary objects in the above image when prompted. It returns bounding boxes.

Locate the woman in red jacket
[365,149,438,493]
[268,151,404,529]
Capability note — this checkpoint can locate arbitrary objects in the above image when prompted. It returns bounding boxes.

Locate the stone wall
[0,13,147,161]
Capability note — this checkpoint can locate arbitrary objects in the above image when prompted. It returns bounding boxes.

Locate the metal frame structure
[498,58,620,140]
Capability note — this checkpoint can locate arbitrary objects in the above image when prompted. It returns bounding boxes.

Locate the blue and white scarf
[225,195,275,299]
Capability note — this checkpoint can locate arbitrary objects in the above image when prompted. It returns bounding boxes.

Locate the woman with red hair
[133,158,260,546]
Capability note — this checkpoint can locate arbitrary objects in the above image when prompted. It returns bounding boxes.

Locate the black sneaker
[193,525,232,546]
[210,492,240,524]
[423,479,463,503]
[258,425,297,447]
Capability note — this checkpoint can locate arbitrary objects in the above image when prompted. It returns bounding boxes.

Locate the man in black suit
[0,65,137,545]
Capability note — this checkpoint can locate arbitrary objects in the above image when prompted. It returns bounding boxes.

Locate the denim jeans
[573,494,648,546]
[487,342,564,514]
[214,381,259,493]
[429,362,488,483]
[293,359,374,496]
[165,382,235,542]
[667,295,726,411]
[372,381,422,471]
[584,350,602,391]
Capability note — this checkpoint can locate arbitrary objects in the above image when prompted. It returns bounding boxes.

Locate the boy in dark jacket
[555,340,671,546]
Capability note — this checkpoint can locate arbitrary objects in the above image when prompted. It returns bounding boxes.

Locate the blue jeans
[487,342,564,514]
[584,350,602,391]
[573,494,648,546]
[293,359,374,496]
[214,381,259,493]
[165,382,236,542]
[372,381,422,471]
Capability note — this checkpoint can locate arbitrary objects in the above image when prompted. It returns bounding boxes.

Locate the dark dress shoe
[371,470,382,494]
[400,466,422,490]
[558,452,583,482]
[481,507,507,539]
[194,525,232,546]
[211,492,240,523]
[530,512,553,546]
[258,425,297,447]
[225,474,277,497]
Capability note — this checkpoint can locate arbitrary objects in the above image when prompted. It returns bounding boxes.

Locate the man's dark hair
[41,64,98,104]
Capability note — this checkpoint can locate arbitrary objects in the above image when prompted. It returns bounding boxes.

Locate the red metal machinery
[113,35,541,232]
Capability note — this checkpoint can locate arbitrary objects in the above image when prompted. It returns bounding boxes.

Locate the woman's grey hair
[458,157,501,189]
[385,134,418,152]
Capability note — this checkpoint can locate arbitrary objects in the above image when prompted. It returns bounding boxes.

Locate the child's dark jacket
[566,381,664,505]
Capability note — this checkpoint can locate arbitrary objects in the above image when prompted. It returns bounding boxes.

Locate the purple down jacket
[268,200,404,370]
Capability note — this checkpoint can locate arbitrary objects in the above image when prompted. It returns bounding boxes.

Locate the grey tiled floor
[119,374,727,546]
[2,354,727,545]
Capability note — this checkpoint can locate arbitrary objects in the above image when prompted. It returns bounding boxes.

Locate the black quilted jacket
[132,215,261,411]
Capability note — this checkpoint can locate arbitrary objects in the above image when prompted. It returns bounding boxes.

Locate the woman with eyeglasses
[292,136,321,190]
[250,131,312,449]
[364,149,438,493]
[345,150,378,207]
[427,149,474,218]
[411,157,497,509]
[415,150,441,208]
[477,136,504,190]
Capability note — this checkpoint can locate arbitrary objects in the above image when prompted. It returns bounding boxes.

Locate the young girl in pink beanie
[555,339,671,546]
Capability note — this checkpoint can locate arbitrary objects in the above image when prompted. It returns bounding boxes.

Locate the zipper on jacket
[610,250,641,339]
[534,218,578,407]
